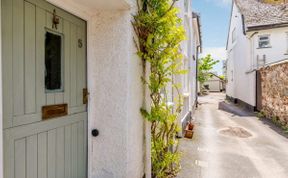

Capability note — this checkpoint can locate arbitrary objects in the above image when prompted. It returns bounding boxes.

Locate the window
[45,31,64,92]
[258,35,271,48]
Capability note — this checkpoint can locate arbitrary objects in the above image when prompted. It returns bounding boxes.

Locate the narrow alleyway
[177,93,288,178]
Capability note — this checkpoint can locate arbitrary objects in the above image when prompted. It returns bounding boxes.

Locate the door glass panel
[45,31,63,92]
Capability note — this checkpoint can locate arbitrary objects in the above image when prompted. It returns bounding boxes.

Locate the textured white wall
[175,0,196,134]
[227,3,256,106]
[205,80,221,92]
[251,27,288,65]
[89,10,144,178]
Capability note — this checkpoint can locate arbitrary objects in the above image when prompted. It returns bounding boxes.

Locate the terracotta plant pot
[184,129,194,139]
[188,122,194,130]
[184,123,194,139]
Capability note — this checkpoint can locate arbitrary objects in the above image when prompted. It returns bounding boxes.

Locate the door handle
[92,129,99,137]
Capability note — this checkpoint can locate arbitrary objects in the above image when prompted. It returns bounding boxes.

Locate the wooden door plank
[12,0,25,116]
[2,0,13,128]
[4,132,15,178]
[64,125,72,178]
[71,123,78,177]
[84,118,88,177]
[76,26,86,106]
[7,112,86,139]
[15,138,26,178]
[38,132,48,178]
[27,135,38,178]
[77,121,85,178]
[46,93,55,105]
[24,2,37,114]
[55,93,64,104]
[48,129,56,178]
[56,127,65,178]
[63,20,71,104]
[70,24,77,107]
[69,106,86,115]
[36,7,46,112]
[13,113,41,127]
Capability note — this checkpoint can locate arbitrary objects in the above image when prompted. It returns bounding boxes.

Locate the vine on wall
[132,0,186,177]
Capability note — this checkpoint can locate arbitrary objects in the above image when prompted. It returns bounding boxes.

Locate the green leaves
[197,54,219,84]
[133,0,185,177]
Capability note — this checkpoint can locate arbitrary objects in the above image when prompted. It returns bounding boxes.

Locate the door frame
[0,0,91,177]
[0,0,4,176]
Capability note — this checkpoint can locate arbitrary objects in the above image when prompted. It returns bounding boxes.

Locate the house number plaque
[42,104,68,120]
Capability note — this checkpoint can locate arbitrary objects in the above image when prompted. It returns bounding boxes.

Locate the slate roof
[235,0,288,29]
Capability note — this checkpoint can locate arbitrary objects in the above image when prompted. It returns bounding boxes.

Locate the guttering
[247,23,288,32]
[192,12,203,52]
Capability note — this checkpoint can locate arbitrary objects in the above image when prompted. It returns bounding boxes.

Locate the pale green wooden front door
[2,0,87,177]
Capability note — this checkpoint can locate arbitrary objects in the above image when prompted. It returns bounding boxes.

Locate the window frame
[258,34,271,49]
[44,29,65,93]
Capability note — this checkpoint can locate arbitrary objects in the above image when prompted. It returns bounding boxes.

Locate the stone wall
[260,62,288,126]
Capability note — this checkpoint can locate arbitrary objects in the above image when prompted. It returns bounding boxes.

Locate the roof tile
[235,0,288,28]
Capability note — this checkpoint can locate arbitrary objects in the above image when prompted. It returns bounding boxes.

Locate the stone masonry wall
[260,62,288,126]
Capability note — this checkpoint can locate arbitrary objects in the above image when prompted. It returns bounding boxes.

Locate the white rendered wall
[205,80,221,92]
[226,3,256,106]
[250,27,288,66]
[175,0,195,133]
[89,11,144,178]
[226,50,235,97]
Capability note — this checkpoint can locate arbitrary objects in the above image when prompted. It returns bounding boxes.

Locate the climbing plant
[132,0,186,177]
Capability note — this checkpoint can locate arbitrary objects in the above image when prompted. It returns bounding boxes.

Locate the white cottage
[176,4,202,136]
[0,0,200,177]
[226,0,288,111]
[204,73,225,92]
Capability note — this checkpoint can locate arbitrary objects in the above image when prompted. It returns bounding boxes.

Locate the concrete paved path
[177,93,288,178]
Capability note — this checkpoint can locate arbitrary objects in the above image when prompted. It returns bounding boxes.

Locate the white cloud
[200,47,227,61]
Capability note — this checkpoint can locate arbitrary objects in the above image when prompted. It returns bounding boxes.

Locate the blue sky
[193,0,232,75]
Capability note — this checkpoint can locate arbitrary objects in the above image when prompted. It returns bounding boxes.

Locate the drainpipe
[195,45,201,108]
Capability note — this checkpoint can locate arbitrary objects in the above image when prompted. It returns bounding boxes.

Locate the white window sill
[166,102,174,107]
[257,46,272,49]
[183,92,190,98]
